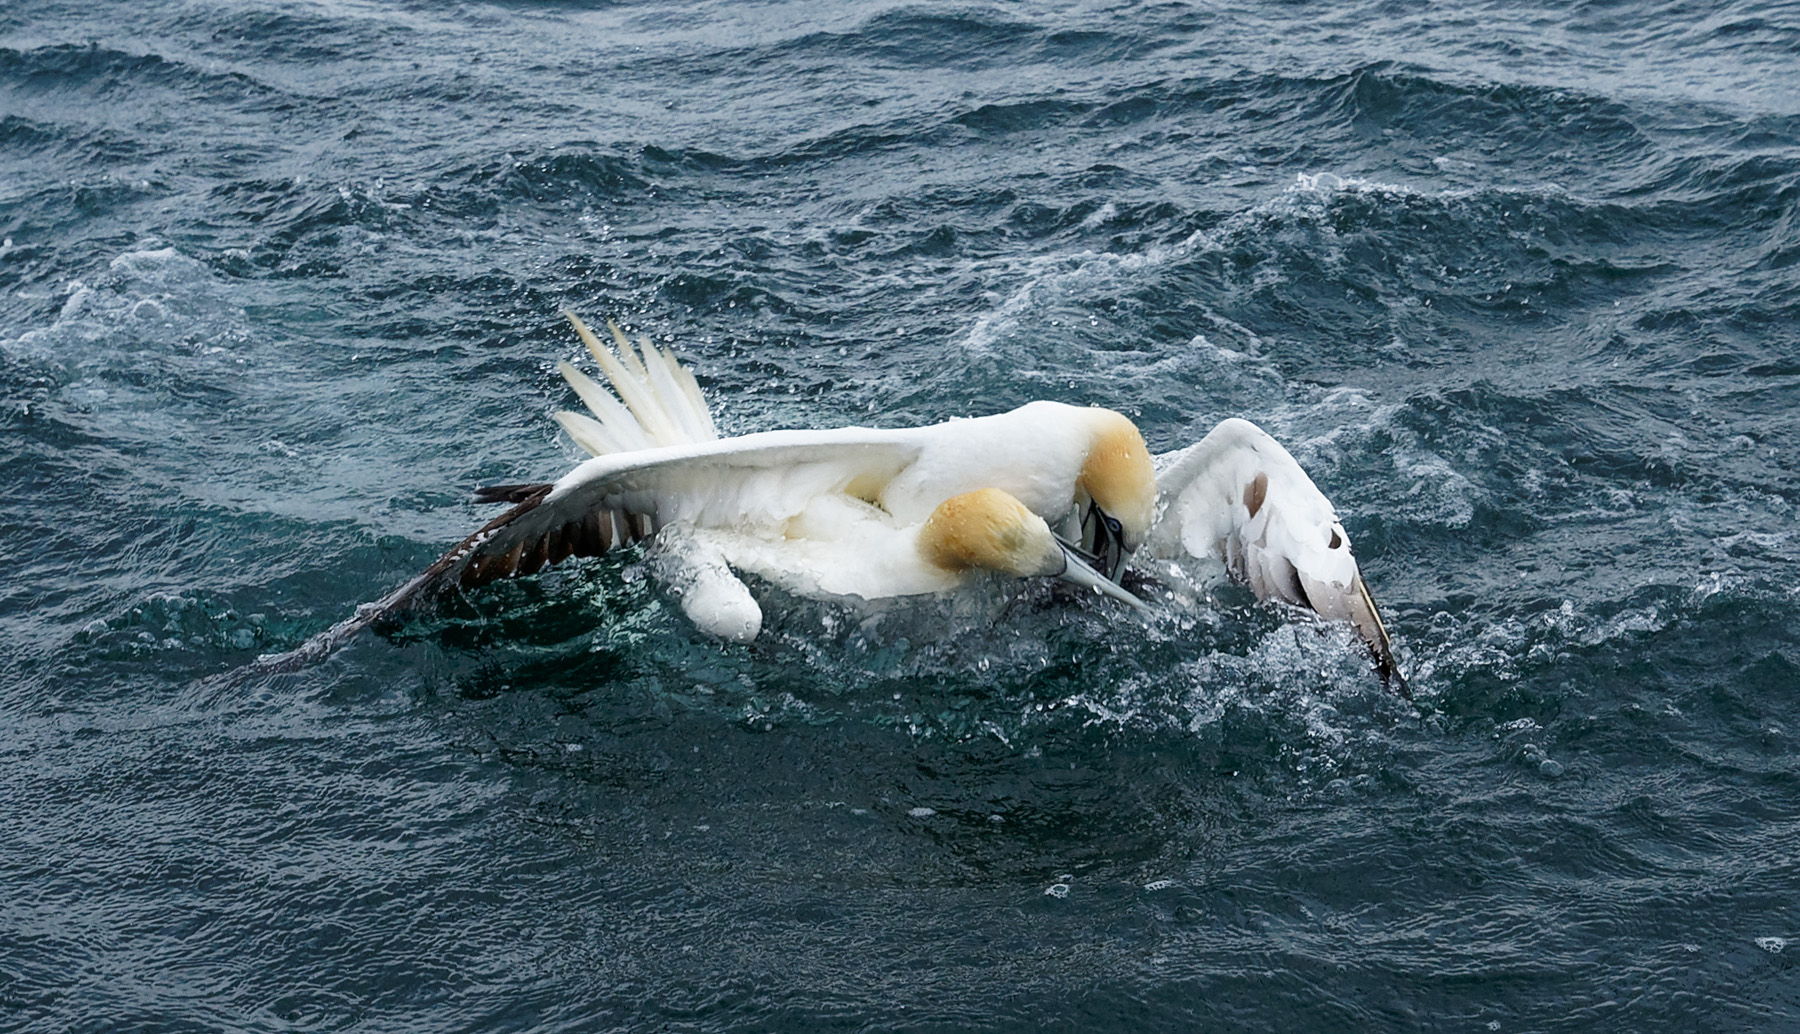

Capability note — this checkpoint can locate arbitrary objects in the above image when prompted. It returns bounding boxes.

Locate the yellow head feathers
[917,488,1063,578]
[1075,408,1156,550]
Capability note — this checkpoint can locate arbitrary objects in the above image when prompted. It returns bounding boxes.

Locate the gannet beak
[1056,542,1149,611]
[1080,502,1129,581]
[1347,573,1407,696]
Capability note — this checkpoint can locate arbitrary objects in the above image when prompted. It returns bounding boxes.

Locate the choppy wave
[4,0,1800,1030]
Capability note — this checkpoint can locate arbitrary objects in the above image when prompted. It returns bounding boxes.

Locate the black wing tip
[214,485,645,679]
[1353,575,1409,698]
[474,482,554,505]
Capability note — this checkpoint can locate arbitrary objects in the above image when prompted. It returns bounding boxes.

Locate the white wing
[246,317,934,668]
[1148,418,1402,688]
[442,427,926,590]
[240,427,927,671]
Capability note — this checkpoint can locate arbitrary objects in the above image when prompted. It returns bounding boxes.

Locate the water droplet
[1044,883,1070,898]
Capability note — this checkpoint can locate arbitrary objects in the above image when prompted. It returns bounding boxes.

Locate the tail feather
[629,326,718,442]
[603,317,652,382]
[568,313,679,445]
[560,312,719,456]
[668,349,717,440]
[552,410,626,457]
[639,336,712,443]
[555,361,654,452]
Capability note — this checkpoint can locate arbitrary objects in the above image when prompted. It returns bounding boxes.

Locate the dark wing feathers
[452,486,649,590]
[236,481,652,676]
[473,482,554,505]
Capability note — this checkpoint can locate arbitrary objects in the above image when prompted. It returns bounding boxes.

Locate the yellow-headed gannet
[264,314,1400,687]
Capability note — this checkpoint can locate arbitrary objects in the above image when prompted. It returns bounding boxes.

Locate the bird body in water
[260,313,1401,689]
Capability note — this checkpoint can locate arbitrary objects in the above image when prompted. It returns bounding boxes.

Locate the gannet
[1147,417,1402,687]
[265,314,1400,687]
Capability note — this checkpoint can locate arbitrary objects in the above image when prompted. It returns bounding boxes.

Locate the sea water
[3,1,1798,1029]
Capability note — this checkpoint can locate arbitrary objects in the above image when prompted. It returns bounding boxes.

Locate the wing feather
[338,429,924,623]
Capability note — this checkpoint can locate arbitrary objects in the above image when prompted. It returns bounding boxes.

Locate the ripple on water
[4,0,1800,1030]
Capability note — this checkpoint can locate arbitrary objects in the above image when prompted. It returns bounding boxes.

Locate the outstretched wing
[1148,418,1403,690]
[243,428,923,675]
[431,429,925,605]
[446,427,923,593]
[407,308,923,599]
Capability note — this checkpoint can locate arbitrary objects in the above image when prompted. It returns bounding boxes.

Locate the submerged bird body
[267,313,1399,688]
[462,380,1155,640]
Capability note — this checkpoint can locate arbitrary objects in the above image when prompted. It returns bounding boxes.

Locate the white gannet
[264,314,1400,687]
[1146,417,1401,687]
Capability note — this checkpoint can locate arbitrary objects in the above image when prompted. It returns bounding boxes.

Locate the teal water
[3,1,1799,1030]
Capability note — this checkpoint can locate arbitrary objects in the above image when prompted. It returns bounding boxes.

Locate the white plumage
[462,405,1153,639]
[1147,418,1398,683]
[262,314,1400,687]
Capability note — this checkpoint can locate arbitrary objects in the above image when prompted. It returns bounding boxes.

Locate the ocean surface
[4,1,1799,1030]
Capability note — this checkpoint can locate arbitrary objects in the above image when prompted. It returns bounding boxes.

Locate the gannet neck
[917,488,1063,579]
[1074,408,1156,550]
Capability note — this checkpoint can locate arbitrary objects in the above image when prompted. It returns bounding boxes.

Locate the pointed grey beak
[1348,573,1408,697]
[1056,542,1148,611]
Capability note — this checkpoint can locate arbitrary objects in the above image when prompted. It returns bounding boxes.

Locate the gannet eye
[1103,515,1122,536]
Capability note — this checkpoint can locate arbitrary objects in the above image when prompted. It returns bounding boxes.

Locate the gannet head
[919,488,1145,608]
[1073,408,1156,579]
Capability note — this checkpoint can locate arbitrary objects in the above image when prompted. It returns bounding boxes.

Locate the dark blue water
[4,1,1799,1030]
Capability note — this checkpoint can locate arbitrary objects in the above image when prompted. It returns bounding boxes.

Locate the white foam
[1078,201,1119,229]
[4,241,242,368]
[1290,170,1413,197]
[1276,398,1483,531]
[1393,445,1478,528]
